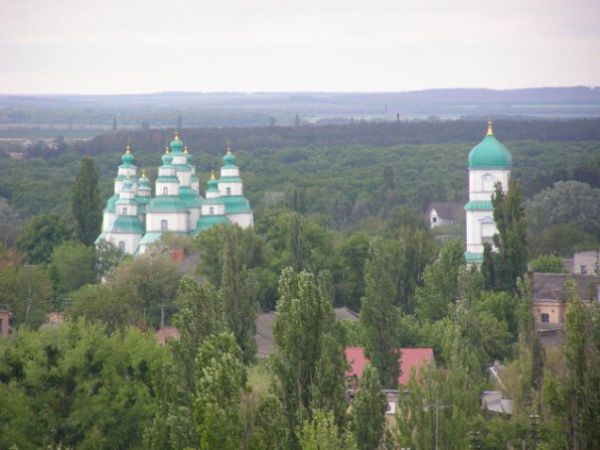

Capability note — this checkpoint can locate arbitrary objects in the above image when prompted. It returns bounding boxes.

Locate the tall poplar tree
[350,364,387,450]
[273,267,348,448]
[489,180,528,292]
[72,157,101,245]
[360,237,401,388]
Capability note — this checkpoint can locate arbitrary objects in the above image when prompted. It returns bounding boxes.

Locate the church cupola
[169,130,184,153]
[468,121,512,169]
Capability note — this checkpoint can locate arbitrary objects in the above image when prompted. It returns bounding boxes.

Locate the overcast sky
[1,0,599,94]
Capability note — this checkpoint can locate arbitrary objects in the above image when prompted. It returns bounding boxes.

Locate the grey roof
[255,307,359,358]
[531,272,600,302]
[426,202,463,220]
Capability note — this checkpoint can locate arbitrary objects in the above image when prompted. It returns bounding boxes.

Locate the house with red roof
[345,347,434,387]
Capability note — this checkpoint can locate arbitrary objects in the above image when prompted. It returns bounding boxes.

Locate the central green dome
[170,131,184,153]
[468,122,512,169]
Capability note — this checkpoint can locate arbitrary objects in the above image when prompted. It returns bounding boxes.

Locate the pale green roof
[468,122,512,169]
[180,186,203,208]
[465,251,484,264]
[104,194,119,213]
[111,215,144,234]
[222,195,252,214]
[147,196,189,213]
[464,200,493,211]
[156,175,179,183]
[219,176,242,183]
[196,215,230,232]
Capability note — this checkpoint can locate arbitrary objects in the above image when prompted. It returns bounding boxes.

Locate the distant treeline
[76,119,600,157]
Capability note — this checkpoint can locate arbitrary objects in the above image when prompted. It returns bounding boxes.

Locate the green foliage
[194,333,247,450]
[0,264,53,328]
[350,364,387,450]
[49,242,97,295]
[530,254,567,273]
[487,180,528,292]
[68,283,143,331]
[0,319,166,449]
[298,409,357,450]
[108,254,182,328]
[415,239,465,322]
[360,237,401,388]
[71,157,101,245]
[272,268,348,447]
[529,224,598,257]
[527,180,600,240]
[16,213,71,263]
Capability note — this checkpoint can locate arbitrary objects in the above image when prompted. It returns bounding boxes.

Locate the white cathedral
[95,132,253,255]
[464,120,512,264]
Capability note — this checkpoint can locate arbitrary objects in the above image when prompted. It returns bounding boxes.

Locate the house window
[161,219,168,231]
[209,206,214,215]
[432,217,437,223]
[226,187,232,196]
[541,313,550,323]
[581,265,587,274]
[163,187,168,195]
[118,241,126,252]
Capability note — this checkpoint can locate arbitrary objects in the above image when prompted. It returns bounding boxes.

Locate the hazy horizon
[2,0,600,95]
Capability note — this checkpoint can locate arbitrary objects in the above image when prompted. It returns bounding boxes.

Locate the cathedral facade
[96,132,253,255]
[464,121,512,264]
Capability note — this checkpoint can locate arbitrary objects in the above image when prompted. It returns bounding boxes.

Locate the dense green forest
[1,119,600,449]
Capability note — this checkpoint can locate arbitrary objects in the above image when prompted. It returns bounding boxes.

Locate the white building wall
[118,167,137,178]
[468,169,510,201]
[106,233,141,255]
[219,182,243,196]
[155,183,180,196]
[227,212,254,228]
[466,210,496,255]
[202,203,225,216]
[177,171,191,187]
[146,212,189,232]
[221,167,239,177]
[188,207,201,230]
[103,212,116,232]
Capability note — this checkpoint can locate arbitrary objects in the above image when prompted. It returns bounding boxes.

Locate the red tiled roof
[345,347,434,386]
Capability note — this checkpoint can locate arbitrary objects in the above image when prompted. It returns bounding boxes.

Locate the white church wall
[219,182,243,196]
[107,233,141,255]
[469,170,510,200]
[146,212,189,232]
[202,203,225,216]
[228,212,254,228]
[221,167,239,177]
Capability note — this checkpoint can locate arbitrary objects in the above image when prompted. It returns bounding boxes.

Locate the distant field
[0,128,106,140]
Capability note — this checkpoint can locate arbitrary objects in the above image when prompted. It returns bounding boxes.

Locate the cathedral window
[482,174,495,192]
[118,241,125,252]
[226,187,231,196]
[122,207,127,215]
[209,206,214,215]
[163,187,168,195]
[161,220,168,231]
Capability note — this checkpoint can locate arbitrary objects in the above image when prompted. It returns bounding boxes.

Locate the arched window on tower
[209,206,214,215]
[161,219,168,231]
[482,174,495,192]
[226,187,231,196]
[163,187,168,195]
[122,207,127,215]
[118,241,126,252]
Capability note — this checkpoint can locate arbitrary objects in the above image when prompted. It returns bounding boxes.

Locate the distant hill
[1,87,600,128]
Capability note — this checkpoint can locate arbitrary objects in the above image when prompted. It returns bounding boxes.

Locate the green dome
[121,146,135,164]
[468,122,512,169]
[223,148,236,165]
[161,149,173,165]
[147,195,188,213]
[170,131,184,153]
[207,173,218,190]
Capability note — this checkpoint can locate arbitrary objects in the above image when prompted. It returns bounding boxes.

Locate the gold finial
[174,130,180,141]
[164,146,170,154]
[126,144,132,154]
[127,175,131,180]
[184,145,189,154]
[486,119,494,136]
[141,168,147,178]
[210,171,217,181]
[226,146,232,155]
